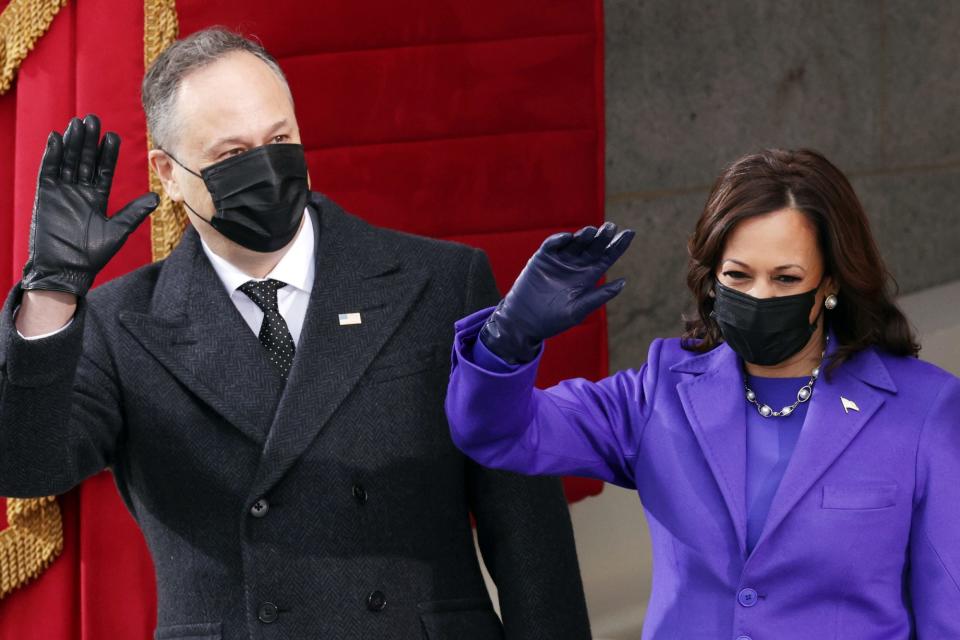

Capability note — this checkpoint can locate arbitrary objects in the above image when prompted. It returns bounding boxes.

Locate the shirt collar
[199,208,316,296]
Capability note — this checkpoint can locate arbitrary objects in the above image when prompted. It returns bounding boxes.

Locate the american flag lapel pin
[840,396,860,414]
[338,312,362,326]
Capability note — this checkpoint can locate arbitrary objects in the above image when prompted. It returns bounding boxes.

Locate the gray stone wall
[604,0,960,373]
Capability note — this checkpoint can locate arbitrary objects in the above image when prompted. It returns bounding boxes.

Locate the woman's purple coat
[446,307,960,639]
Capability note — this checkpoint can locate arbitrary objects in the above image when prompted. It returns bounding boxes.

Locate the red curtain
[0,2,605,637]
[0,1,161,637]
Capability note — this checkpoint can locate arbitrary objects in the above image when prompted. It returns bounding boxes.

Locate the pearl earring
[824,294,838,310]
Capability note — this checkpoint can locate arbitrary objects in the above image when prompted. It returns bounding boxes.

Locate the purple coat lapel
[670,335,899,560]
[750,343,896,556]
[673,344,750,556]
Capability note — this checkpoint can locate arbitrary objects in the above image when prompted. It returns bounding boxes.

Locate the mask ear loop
[160,148,203,178]
[159,148,217,228]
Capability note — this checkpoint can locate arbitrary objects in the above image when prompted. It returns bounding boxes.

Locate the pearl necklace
[743,338,828,418]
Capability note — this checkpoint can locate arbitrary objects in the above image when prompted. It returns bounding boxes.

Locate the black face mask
[167,143,309,253]
[710,280,824,366]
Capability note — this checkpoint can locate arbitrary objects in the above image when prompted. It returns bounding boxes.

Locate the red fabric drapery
[0,2,605,637]
[0,1,160,637]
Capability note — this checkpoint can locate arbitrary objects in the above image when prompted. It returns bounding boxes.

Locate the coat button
[366,590,387,612]
[737,588,758,607]
[258,602,279,623]
[735,636,752,640]
[250,498,270,518]
[352,484,368,505]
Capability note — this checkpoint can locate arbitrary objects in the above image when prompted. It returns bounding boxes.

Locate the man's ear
[148,149,183,202]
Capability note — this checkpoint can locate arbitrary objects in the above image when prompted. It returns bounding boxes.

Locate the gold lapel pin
[338,312,362,326]
[840,396,860,414]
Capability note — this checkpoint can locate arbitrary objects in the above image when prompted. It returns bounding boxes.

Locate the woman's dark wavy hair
[682,148,919,369]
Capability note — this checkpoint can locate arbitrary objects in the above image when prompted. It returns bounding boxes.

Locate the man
[0,27,590,639]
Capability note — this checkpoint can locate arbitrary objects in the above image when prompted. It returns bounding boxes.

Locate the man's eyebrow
[265,118,290,137]
[203,119,291,155]
[204,135,248,154]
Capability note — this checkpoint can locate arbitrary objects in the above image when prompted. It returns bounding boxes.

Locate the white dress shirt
[15,308,73,340]
[199,211,315,345]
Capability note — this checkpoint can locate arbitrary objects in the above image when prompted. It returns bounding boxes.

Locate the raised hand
[21,114,159,298]
[480,222,635,364]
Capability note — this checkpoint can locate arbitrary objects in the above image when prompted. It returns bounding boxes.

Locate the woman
[445,149,960,639]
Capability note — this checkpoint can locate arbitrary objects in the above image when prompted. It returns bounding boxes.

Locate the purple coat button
[737,588,758,607]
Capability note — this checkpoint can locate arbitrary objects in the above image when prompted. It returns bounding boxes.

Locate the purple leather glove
[480,222,635,364]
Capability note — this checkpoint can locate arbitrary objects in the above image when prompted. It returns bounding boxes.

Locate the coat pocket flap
[367,344,447,382]
[822,482,897,510]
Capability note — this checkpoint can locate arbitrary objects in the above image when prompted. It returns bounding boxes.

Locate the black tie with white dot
[238,279,296,379]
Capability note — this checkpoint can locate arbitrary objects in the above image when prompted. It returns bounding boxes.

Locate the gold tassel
[0,497,64,599]
[144,0,184,262]
[0,0,68,95]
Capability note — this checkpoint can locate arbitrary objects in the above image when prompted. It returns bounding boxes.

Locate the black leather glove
[21,114,159,297]
[480,222,635,364]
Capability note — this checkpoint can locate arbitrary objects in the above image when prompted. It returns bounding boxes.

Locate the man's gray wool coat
[0,193,591,640]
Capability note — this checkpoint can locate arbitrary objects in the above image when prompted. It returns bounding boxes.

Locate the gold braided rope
[144,0,183,261]
[0,0,68,601]
[0,497,63,599]
[0,0,67,95]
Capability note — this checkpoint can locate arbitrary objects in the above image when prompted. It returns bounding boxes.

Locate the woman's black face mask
[166,143,310,253]
[711,280,824,366]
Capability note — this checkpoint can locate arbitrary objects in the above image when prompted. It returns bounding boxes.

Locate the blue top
[472,336,811,554]
[744,374,810,554]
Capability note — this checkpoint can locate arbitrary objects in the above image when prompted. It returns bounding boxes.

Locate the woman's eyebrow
[722,259,750,268]
[722,259,808,272]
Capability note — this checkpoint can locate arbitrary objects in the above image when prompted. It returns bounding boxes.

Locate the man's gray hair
[142,26,291,152]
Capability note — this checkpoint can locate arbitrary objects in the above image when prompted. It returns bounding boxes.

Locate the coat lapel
[118,226,284,444]
[749,343,895,556]
[246,197,430,498]
[673,344,749,556]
